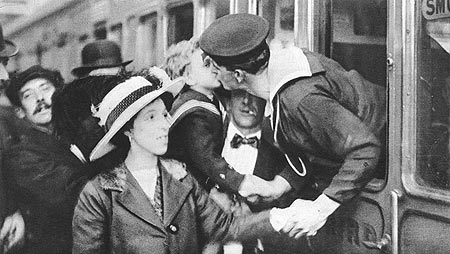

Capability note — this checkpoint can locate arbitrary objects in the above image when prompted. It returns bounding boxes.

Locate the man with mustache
[3,65,91,253]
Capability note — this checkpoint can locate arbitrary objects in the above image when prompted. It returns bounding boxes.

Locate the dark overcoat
[72,158,274,254]
[0,106,21,226]
[3,121,89,254]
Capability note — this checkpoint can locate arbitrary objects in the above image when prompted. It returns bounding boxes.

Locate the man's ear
[14,107,25,119]
[233,69,245,83]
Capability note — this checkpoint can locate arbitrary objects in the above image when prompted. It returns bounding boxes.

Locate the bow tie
[230,134,259,149]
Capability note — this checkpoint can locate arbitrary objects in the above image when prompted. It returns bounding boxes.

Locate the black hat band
[105,85,155,131]
[83,56,124,67]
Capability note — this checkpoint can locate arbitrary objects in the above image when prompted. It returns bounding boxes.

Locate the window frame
[402,0,450,203]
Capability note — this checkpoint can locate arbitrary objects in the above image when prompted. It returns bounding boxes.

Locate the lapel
[115,167,165,231]
[160,162,193,226]
[253,139,272,180]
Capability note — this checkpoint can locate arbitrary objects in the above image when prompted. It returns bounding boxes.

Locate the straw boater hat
[90,74,184,161]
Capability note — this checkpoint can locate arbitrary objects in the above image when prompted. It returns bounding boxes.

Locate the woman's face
[127,98,170,156]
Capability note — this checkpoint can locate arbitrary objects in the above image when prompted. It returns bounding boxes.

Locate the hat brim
[0,40,18,58]
[71,60,133,77]
[89,77,185,161]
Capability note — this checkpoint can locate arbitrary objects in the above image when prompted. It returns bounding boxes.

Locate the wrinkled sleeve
[182,111,244,193]
[191,177,275,242]
[72,181,109,254]
[294,94,380,203]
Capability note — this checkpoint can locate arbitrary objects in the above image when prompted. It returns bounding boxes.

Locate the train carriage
[3,0,450,253]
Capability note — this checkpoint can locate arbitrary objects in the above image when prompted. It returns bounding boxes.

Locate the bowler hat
[71,40,132,77]
[0,23,18,58]
[199,14,269,65]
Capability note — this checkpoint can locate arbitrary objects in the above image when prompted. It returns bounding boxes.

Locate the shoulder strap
[170,99,220,128]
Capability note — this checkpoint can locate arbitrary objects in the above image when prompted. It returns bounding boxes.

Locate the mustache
[33,101,51,115]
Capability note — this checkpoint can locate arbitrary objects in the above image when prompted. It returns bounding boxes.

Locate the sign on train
[423,0,450,20]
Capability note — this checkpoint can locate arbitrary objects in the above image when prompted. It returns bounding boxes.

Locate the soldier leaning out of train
[200,13,386,242]
[2,65,93,254]
[71,73,314,254]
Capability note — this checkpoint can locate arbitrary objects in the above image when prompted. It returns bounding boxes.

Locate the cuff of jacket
[219,165,245,194]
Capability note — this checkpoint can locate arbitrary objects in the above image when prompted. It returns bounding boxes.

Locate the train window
[260,0,295,50]
[415,11,450,190]
[167,3,193,47]
[135,13,158,68]
[326,0,387,185]
[109,23,123,46]
[94,21,107,40]
[330,0,387,87]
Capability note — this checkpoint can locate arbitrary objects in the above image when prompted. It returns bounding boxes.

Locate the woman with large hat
[72,72,277,254]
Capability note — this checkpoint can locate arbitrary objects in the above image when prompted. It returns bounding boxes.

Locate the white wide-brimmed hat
[90,74,184,161]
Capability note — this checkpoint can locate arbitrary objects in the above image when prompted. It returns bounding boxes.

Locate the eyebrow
[19,81,53,97]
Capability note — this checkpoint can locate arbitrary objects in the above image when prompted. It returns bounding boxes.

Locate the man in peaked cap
[0,23,25,254]
[71,40,132,78]
[200,13,386,241]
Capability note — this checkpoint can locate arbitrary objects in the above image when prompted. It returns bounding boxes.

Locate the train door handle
[362,189,402,253]
[387,53,394,71]
[362,233,391,251]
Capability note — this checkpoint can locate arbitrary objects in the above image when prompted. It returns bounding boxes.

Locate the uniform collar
[268,47,313,105]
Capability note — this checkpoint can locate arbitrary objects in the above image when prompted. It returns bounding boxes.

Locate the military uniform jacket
[272,49,386,203]
[166,87,244,193]
[72,159,274,254]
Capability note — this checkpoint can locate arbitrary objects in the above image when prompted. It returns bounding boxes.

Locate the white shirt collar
[227,120,262,140]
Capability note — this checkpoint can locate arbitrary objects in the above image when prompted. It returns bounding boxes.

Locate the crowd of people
[0,13,386,254]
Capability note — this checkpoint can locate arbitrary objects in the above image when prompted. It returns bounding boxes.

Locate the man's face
[209,59,270,100]
[19,78,55,126]
[228,89,266,132]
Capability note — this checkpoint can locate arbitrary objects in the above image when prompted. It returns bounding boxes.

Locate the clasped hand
[279,199,328,238]
[0,210,25,253]
[270,195,340,239]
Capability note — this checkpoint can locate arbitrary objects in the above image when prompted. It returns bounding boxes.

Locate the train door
[315,0,450,253]
[393,0,450,253]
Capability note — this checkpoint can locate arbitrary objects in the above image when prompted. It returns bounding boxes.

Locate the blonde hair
[164,38,200,80]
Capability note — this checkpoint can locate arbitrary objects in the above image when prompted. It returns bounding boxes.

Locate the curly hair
[6,65,64,107]
[163,38,199,79]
